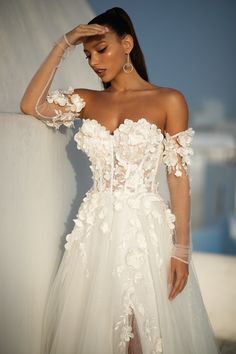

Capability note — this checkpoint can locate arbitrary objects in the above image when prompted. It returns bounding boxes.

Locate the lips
[95,69,106,77]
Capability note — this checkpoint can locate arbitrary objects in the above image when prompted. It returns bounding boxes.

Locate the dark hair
[87,7,149,89]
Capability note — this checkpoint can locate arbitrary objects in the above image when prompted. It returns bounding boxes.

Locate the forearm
[167,172,191,246]
[19,24,107,129]
[167,169,192,264]
[20,36,71,114]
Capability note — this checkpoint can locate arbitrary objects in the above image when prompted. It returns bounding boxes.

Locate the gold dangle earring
[123,53,133,73]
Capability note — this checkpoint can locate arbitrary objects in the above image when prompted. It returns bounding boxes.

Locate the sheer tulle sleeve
[163,128,194,177]
[21,36,86,129]
[36,86,86,129]
[163,128,195,264]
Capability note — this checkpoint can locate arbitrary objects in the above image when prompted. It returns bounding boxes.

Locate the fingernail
[105,27,109,31]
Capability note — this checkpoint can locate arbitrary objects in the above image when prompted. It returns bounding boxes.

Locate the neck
[108,68,148,93]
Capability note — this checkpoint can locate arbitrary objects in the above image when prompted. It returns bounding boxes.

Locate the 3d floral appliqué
[163,128,195,177]
[43,86,85,129]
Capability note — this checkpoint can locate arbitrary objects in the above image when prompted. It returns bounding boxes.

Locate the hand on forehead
[82,31,116,51]
[83,30,113,43]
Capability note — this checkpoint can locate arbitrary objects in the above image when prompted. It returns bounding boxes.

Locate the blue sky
[88,0,236,121]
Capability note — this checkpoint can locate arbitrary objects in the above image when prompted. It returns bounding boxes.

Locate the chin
[101,76,111,83]
[101,78,109,83]
[103,73,116,83]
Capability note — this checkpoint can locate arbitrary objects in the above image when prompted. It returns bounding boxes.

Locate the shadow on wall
[0,113,92,354]
[0,0,99,113]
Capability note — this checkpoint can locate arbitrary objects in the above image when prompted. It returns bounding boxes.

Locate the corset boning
[74,118,166,194]
[89,153,162,194]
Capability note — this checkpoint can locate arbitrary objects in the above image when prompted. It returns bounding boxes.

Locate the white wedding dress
[37,88,220,353]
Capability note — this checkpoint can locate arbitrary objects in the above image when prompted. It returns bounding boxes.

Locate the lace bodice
[35,87,194,264]
[37,87,194,195]
[74,118,194,194]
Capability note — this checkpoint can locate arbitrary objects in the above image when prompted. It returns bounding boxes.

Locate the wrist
[171,243,192,263]
[54,36,70,50]
[171,256,189,264]
[53,35,76,60]
[63,33,73,47]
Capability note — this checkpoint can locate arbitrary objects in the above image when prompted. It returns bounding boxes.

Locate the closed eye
[85,47,107,60]
[98,47,107,53]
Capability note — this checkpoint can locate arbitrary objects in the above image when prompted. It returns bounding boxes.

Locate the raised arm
[162,90,195,300]
[20,24,109,129]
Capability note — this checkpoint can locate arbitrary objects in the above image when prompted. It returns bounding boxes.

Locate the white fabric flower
[152,337,163,353]
[44,87,85,129]
[114,199,123,211]
[163,128,195,177]
[116,265,125,277]
[78,242,87,264]
[64,233,73,250]
[70,94,86,112]
[100,221,109,234]
[126,248,145,269]
[63,86,74,95]
[134,272,143,283]
[120,325,134,342]
[74,118,194,195]
[165,208,176,231]
[177,129,194,146]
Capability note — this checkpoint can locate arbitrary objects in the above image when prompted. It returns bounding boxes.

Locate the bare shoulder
[155,86,189,134]
[146,84,188,109]
[73,88,102,116]
[153,86,187,106]
[74,88,100,102]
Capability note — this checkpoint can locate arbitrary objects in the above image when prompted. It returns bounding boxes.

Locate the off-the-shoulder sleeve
[163,127,195,264]
[35,86,86,130]
[162,127,195,177]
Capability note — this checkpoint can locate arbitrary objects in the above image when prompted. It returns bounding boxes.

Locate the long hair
[87,7,149,89]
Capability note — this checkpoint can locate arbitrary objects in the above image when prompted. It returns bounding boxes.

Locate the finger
[91,24,109,31]
[167,262,174,292]
[170,276,188,300]
[81,24,108,33]
[180,277,188,292]
[167,264,172,287]
[85,23,107,29]
[79,24,106,30]
[79,28,106,35]
[79,29,108,40]
[175,277,186,295]
[169,276,182,300]
[168,270,177,298]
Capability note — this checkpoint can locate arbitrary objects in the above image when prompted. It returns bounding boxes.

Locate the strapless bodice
[74,118,194,194]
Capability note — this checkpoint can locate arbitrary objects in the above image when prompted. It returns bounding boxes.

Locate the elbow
[20,99,28,114]
[20,100,33,115]
[20,104,27,114]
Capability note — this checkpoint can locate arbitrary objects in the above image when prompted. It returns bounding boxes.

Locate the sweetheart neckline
[81,117,164,137]
[80,117,194,139]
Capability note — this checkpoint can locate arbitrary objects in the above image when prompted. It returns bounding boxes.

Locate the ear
[121,34,134,54]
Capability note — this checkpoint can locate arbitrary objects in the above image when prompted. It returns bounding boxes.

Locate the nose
[89,53,100,68]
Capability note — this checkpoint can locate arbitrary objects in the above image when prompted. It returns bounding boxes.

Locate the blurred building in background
[191,116,236,255]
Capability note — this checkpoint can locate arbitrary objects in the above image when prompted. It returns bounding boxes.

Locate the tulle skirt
[40,188,220,354]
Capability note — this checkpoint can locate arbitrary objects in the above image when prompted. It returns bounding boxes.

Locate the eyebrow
[83,40,107,53]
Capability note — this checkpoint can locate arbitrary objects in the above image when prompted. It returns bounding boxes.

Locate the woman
[20,7,220,354]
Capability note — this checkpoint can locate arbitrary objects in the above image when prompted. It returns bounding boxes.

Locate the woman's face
[83,29,131,83]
